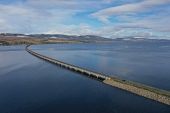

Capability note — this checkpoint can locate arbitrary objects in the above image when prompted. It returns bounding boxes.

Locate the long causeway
[26,45,170,105]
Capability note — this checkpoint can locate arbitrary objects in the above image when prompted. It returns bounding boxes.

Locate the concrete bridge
[26,45,110,81]
[26,45,170,106]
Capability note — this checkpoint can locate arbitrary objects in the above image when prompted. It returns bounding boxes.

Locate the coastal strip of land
[0,33,112,46]
[26,45,170,106]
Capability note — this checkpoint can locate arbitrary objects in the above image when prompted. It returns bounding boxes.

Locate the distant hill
[27,34,112,42]
[114,37,170,42]
[1,33,169,46]
[0,33,112,45]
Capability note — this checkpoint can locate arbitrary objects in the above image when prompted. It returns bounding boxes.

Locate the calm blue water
[32,41,170,90]
[0,41,170,113]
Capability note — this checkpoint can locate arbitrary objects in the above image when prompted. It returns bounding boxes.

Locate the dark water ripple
[0,42,170,113]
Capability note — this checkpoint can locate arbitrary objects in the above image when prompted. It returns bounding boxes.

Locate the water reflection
[31,42,170,90]
[0,44,170,113]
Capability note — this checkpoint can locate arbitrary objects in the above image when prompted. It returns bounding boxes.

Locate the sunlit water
[0,41,170,113]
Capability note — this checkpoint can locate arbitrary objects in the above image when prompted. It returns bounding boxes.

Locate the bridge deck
[26,46,110,81]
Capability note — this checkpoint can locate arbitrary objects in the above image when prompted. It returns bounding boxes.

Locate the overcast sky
[0,0,170,39]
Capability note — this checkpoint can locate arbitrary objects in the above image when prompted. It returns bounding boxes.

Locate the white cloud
[46,24,97,35]
[0,0,170,39]
[0,3,79,33]
[27,0,112,10]
[0,0,112,33]
[91,0,170,23]
[0,19,11,32]
[113,9,170,32]
[90,0,170,38]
